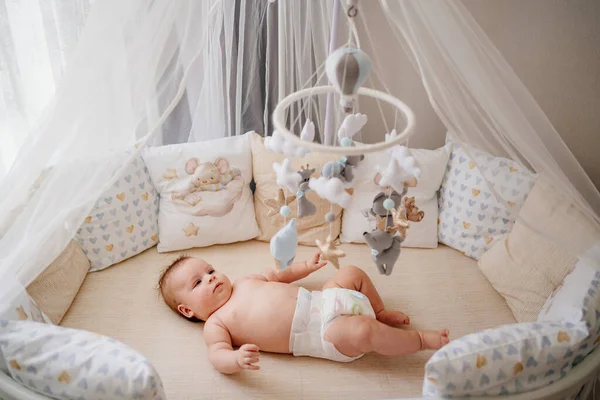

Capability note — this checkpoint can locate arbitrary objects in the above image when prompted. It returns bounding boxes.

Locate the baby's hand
[306,252,327,272]
[236,344,260,371]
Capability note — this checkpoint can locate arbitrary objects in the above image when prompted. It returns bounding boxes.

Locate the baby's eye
[209,270,215,274]
[194,279,201,287]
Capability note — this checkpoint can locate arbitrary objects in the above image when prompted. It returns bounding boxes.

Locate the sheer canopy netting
[1,0,600,310]
[0,0,271,308]
[277,0,600,257]
[278,0,336,142]
[377,0,600,236]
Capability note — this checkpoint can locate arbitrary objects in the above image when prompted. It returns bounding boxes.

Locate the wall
[357,0,600,188]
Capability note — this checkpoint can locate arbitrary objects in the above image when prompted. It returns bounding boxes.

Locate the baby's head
[158,256,232,322]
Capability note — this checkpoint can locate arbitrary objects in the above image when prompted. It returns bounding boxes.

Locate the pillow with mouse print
[142,132,259,252]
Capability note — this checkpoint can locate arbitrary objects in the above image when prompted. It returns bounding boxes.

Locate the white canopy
[1,0,598,317]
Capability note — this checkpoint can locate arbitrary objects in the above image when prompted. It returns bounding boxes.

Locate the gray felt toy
[321,161,342,180]
[363,227,403,276]
[362,190,405,229]
[296,166,317,218]
[339,152,364,183]
[321,152,364,183]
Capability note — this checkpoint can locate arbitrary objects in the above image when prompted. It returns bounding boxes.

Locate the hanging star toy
[315,234,346,269]
[264,188,296,217]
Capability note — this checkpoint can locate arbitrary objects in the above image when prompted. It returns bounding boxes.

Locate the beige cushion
[27,240,90,324]
[250,132,343,246]
[479,175,600,322]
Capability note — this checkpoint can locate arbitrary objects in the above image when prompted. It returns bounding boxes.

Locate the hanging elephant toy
[363,220,403,276]
[338,146,364,183]
[321,152,364,184]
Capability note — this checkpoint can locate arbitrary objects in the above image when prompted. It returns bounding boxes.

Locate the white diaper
[289,287,376,362]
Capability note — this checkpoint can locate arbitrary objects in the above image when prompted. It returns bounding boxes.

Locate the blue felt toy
[270,218,298,270]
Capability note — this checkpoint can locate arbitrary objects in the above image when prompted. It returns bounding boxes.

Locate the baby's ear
[177,304,194,319]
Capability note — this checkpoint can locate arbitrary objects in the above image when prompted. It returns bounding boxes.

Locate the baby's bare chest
[218,281,299,345]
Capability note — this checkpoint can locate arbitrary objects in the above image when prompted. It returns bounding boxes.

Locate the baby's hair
[157,255,203,323]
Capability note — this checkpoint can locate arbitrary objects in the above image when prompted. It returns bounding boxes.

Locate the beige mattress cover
[61,240,516,399]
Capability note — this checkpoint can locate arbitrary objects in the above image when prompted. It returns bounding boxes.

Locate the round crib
[1,344,598,400]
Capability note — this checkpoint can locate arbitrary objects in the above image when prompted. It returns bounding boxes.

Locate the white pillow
[342,194,438,248]
[0,320,166,399]
[438,140,536,259]
[539,245,600,329]
[0,290,51,374]
[0,290,49,325]
[423,245,600,397]
[75,155,159,271]
[423,320,588,397]
[340,145,449,248]
[143,133,259,252]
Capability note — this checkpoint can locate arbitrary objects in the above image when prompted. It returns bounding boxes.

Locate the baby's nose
[207,274,216,283]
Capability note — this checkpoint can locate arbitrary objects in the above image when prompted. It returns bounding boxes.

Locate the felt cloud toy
[337,113,367,141]
[265,130,310,158]
[376,159,407,195]
[270,218,298,270]
[273,158,302,193]
[309,176,351,208]
[387,145,421,181]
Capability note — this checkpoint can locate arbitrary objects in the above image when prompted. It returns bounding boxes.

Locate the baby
[158,253,450,374]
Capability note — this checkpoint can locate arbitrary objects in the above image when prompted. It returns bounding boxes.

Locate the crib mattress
[61,240,516,399]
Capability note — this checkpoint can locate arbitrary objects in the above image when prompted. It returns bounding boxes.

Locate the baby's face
[169,258,232,321]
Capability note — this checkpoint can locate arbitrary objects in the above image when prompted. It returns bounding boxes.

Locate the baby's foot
[419,329,450,350]
[377,310,410,327]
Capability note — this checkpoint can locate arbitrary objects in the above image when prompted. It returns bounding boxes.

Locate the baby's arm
[262,252,327,283]
[204,318,260,374]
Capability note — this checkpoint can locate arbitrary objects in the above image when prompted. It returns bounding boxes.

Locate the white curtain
[0,0,94,181]
[0,0,269,309]
[274,0,600,256]
[2,0,599,318]
[379,0,600,232]
[279,0,336,142]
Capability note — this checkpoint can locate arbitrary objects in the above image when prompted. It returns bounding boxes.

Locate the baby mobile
[266,1,421,276]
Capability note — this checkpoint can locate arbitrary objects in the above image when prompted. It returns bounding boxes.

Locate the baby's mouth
[213,282,223,293]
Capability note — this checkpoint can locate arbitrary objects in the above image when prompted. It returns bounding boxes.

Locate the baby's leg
[322,266,409,326]
[324,315,450,357]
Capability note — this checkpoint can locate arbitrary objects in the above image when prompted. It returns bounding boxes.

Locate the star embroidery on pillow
[183,223,199,237]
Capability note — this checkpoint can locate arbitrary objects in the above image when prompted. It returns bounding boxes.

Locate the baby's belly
[226,281,299,354]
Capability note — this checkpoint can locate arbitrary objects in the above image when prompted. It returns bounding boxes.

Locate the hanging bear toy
[363,220,404,276]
